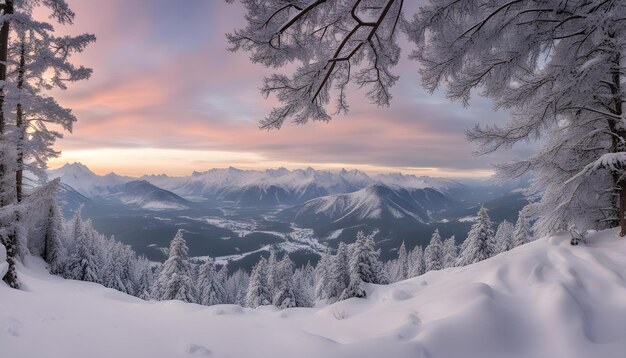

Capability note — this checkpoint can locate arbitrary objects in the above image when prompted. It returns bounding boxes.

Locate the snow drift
[2,229,626,358]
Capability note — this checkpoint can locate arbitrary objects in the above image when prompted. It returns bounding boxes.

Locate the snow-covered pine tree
[424,229,444,272]
[347,231,385,285]
[442,236,457,268]
[0,0,94,289]
[395,241,408,280]
[197,257,226,306]
[457,207,496,266]
[328,241,350,299]
[408,245,424,278]
[225,268,249,305]
[406,1,626,236]
[384,259,400,283]
[134,258,154,300]
[64,210,98,283]
[266,248,278,297]
[314,250,333,301]
[102,241,129,293]
[272,255,297,308]
[152,230,195,303]
[0,0,19,289]
[245,257,271,308]
[292,266,313,308]
[512,211,531,248]
[494,220,515,254]
[339,271,366,300]
[23,178,64,273]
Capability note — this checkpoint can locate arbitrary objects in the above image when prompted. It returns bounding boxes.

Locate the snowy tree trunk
[15,39,25,203]
[0,0,18,289]
[607,49,626,236]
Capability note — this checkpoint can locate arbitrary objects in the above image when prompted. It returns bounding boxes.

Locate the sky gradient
[45,0,536,177]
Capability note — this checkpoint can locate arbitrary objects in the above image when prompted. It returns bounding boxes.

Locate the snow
[458,215,478,222]
[0,243,7,279]
[3,229,626,358]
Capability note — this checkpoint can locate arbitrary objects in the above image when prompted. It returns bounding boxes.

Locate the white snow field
[2,229,626,358]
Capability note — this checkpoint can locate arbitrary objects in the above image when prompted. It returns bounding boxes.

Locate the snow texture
[3,229,626,358]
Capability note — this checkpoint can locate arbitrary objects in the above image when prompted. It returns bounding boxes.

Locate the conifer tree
[266,248,278,297]
[225,268,249,305]
[347,231,385,285]
[495,220,515,254]
[512,212,532,248]
[395,241,409,280]
[64,211,98,283]
[328,242,350,299]
[272,256,297,308]
[424,229,444,272]
[457,207,496,266]
[245,257,271,308]
[314,250,333,301]
[152,230,195,303]
[442,236,457,268]
[408,245,425,278]
[197,257,226,306]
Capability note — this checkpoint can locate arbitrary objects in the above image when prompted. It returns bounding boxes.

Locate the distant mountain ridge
[48,162,466,207]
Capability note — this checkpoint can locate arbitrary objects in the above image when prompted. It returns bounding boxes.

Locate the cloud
[46,0,537,177]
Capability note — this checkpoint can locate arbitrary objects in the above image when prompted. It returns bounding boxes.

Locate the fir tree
[457,207,496,266]
[395,241,409,280]
[512,212,532,248]
[424,229,444,272]
[408,245,425,278]
[272,256,297,308]
[328,242,350,299]
[494,220,515,254]
[152,230,195,303]
[266,248,278,297]
[314,250,333,301]
[245,257,271,308]
[339,271,366,300]
[197,257,226,306]
[64,211,98,283]
[442,236,457,268]
[348,231,385,285]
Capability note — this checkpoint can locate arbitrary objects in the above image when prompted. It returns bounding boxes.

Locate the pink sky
[44,0,535,177]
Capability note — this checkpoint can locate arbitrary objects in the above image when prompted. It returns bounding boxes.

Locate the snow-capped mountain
[48,162,465,208]
[48,163,133,197]
[102,180,190,210]
[281,184,450,233]
[142,166,464,206]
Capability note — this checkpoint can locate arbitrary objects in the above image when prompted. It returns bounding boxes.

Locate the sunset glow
[46,0,532,177]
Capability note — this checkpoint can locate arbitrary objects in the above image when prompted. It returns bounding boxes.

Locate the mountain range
[49,162,464,208]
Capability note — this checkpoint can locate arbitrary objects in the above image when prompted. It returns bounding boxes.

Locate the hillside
[281,184,450,234]
[2,229,625,358]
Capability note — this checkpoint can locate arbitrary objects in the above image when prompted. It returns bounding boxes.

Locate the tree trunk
[617,176,625,235]
[0,0,17,288]
[15,40,24,203]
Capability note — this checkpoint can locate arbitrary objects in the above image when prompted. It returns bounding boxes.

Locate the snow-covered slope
[103,180,191,210]
[6,229,624,358]
[282,184,450,228]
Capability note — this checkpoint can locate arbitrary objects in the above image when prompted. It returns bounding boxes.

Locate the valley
[50,163,527,270]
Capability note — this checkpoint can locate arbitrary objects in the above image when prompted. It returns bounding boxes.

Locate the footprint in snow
[185,343,211,356]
